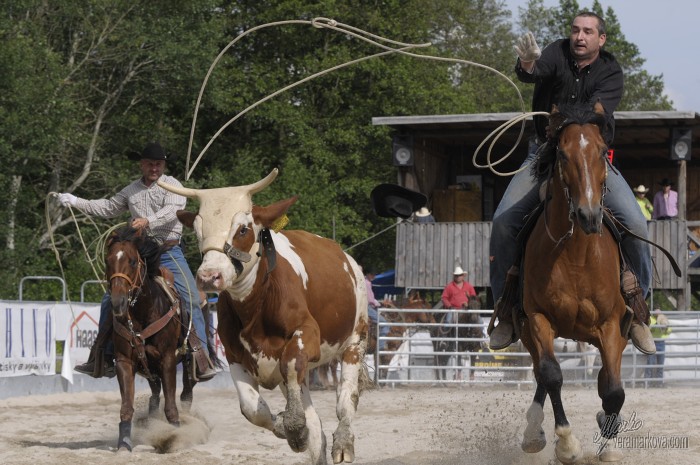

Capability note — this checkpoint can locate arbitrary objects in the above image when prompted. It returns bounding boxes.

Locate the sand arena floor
[0,382,696,465]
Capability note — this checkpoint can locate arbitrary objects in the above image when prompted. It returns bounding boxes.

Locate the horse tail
[205,333,225,369]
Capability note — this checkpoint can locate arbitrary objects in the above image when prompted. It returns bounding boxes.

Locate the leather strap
[604,210,682,277]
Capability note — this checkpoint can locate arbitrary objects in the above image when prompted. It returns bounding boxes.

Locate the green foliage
[0,0,674,299]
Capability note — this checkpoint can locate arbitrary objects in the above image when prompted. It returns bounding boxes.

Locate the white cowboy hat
[632,184,649,194]
[453,266,466,275]
[415,207,432,217]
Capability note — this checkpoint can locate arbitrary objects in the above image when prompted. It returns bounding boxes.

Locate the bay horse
[106,226,202,451]
[519,102,628,463]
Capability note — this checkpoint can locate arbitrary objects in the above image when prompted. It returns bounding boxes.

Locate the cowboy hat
[659,178,674,187]
[415,207,432,217]
[127,141,174,161]
[632,185,649,194]
[370,184,427,219]
[453,266,466,275]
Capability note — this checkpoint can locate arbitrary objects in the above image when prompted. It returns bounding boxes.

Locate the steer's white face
[156,168,280,295]
[196,207,262,294]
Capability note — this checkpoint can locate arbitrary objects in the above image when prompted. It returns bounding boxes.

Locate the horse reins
[109,250,179,380]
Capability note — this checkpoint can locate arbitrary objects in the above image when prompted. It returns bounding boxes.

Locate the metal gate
[373,308,700,388]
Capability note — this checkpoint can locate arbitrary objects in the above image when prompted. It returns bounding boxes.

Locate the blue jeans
[368,305,389,351]
[99,245,207,355]
[489,140,652,301]
[645,340,666,379]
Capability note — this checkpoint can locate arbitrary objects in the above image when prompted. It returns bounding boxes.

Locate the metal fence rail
[374,308,700,388]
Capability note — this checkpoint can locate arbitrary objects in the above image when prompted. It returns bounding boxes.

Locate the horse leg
[528,314,581,464]
[160,352,180,426]
[147,377,161,416]
[594,325,627,462]
[520,328,547,453]
[331,343,365,464]
[180,357,195,412]
[115,356,136,452]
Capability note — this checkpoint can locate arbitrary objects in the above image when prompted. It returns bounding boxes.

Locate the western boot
[75,347,115,378]
[630,321,656,355]
[74,345,99,376]
[621,269,655,355]
[488,265,520,350]
[190,333,217,382]
[489,298,517,350]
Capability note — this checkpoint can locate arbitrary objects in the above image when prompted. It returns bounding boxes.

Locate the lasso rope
[186,17,534,180]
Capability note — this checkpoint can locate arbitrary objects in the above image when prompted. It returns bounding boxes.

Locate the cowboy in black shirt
[488,12,655,355]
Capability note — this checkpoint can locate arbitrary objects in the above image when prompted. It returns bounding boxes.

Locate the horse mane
[109,226,164,278]
[531,103,608,183]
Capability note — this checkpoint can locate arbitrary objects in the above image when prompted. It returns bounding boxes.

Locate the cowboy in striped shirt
[58,142,216,380]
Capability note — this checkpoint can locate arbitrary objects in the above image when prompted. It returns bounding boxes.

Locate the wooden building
[373,111,700,308]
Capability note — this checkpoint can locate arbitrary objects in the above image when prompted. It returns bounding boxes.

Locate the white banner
[0,301,56,376]
[59,302,101,373]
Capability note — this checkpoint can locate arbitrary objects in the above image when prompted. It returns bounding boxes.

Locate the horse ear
[593,100,605,115]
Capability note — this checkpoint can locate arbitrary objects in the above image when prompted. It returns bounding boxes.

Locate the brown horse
[106,226,198,452]
[519,102,628,463]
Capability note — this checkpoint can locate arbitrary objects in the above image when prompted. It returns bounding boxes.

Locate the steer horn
[157,168,279,198]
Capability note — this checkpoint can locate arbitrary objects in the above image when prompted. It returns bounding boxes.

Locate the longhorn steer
[158,169,369,465]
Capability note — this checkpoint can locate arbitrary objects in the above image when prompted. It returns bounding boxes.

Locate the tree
[0,0,672,299]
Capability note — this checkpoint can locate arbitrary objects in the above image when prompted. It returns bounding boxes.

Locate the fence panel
[373,308,700,388]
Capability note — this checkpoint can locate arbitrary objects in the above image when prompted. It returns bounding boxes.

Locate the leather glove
[514,32,541,62]
[58,193,78,207]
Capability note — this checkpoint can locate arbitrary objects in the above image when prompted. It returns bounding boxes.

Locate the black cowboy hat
[370,184,427,219]
[659,178,674,187]
[127,141,175,161]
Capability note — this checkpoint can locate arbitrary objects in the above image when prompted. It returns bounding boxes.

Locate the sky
[505,0,699,113]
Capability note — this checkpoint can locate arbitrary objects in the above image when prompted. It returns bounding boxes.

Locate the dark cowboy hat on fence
[127,142,175,161]
[370,183,427,219]
[659,178,674,187]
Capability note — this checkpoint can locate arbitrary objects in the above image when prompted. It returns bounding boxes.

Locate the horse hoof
[521,431,546,453]
[554,426,581,464]
[599,440,623,462]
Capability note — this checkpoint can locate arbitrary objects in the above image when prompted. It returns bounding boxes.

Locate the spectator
[413,207,436,223]
[633,185,654,221]
[441,266,477,325]
[652,178,678,220]
[645,309,672,387]
[365,269,390,351]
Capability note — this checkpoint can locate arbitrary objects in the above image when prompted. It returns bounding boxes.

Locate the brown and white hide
[158,169,369,465]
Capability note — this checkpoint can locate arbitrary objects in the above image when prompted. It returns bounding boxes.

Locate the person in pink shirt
[652,178,678,220]
[441,266,477,324]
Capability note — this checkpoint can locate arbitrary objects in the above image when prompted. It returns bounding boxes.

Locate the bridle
[543,128,609,247]
[108,253,146,308]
